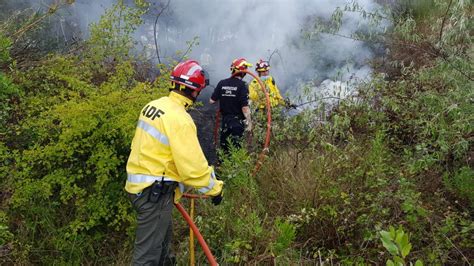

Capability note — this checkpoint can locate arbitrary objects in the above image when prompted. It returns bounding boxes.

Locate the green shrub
[0,73,19,133]
[379,225,423,266]
[271,218,296,257]
[0,34,12,64]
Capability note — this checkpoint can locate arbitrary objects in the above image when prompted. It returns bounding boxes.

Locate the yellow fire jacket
[249,76,285,109]
[125,91,223,202]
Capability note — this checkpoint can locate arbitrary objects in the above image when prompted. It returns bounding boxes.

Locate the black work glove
[211,191,223,206]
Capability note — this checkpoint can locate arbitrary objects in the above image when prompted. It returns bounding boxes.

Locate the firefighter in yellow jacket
[125,60,223,265]
[248,59,287,110]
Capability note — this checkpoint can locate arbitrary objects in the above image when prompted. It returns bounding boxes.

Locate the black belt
[147,180,178,203]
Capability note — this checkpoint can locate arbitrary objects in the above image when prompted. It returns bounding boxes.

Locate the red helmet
[230,58,253,73]
[255,59,270,72]
[170,60,209,92]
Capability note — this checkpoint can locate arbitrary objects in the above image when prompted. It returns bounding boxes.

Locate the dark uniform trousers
[128,182,177,266]
[220,115,245,153]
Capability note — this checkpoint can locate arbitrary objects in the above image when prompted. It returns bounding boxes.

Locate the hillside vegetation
[0,1,472,265]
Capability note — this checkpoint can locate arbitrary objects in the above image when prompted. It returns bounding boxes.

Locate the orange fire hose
[189,198,195,266]
[212,70,272,175]
[182,193,209,199]
[239,69,272,175]
[175,198,217,266]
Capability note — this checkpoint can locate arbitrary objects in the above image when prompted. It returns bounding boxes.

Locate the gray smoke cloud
[141,0,385,100]
[6,0,386,101]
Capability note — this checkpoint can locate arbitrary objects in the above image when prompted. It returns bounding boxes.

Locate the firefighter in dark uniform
[209,58,253,153]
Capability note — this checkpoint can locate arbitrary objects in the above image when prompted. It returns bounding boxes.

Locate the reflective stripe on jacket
[249,76,285,109]
[125,91,223,202]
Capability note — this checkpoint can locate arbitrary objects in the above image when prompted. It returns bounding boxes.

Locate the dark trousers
[220,115,245,153]
[129,184,176,266]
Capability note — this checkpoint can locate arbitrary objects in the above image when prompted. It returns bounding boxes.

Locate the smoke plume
[7,0,386,100]
[145,0,385,100]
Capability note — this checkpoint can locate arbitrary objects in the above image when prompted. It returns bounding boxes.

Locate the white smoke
[144,0,386,100]
[9,0,387,101]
